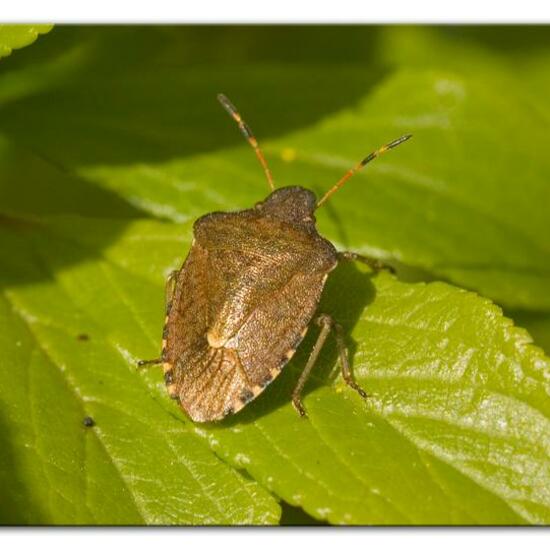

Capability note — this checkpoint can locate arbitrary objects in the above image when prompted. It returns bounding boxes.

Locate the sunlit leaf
[0,24,52,61]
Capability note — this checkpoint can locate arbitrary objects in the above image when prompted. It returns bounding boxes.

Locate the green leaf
[0,175,279,525]
[273,70,550,312]
[76,64,550,311]
[195,269,550,525]
[3,211,549,524]
[508,310,550,357]
[1,26,550,525]
[0,24,52,60]
[0,240,280,524]
[2,27,548,310]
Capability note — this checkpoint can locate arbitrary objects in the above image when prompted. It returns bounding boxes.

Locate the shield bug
[139,94,411,422]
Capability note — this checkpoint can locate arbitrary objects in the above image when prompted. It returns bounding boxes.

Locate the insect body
[139,95,411,422]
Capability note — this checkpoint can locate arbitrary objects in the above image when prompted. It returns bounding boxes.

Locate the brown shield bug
[139,94,411,422]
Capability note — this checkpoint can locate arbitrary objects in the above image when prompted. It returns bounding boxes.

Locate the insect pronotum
[138,94,411,422]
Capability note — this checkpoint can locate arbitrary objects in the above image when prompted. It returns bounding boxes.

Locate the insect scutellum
[217,93,412,207]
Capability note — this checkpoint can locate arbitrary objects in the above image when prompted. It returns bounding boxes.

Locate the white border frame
[2,0,550,23]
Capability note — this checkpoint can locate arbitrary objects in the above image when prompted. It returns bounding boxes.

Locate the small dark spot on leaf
[83,416,95,428]
[77,333,90,341]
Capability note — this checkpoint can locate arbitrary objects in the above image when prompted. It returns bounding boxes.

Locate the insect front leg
[338,251,395,274]
[292,313,367,417]
[137,270,179,368]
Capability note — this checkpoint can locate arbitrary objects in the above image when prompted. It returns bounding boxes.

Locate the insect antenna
[316,134,412,208]
[217,93,275,191]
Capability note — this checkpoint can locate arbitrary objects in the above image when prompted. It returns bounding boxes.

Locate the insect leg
[292,314,333,417]
[331,320,367,399]
[292,313,367,417]
[338,251,395,274]
[137,270,179,369]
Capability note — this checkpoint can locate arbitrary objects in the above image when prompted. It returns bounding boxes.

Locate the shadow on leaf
[0,26,388,167]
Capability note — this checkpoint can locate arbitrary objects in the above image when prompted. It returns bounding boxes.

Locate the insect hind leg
[291,313,367,417]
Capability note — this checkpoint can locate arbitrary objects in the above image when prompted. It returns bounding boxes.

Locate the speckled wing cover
[164,207,337,422]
